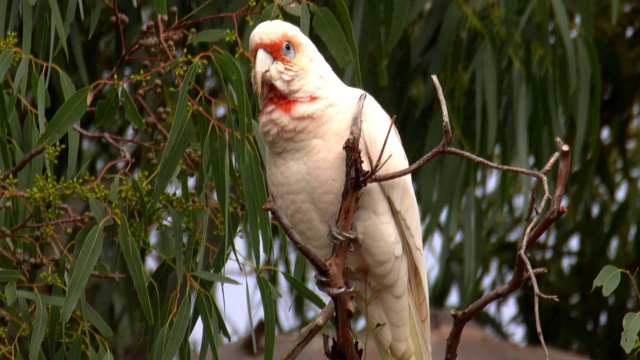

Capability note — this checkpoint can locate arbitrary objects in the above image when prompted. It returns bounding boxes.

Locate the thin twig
[0,143,47,181]
[440,102,570,360]
[362,114,394,183]
[112,0,126,55]
[281,301,335,360]
[364,75,570,360]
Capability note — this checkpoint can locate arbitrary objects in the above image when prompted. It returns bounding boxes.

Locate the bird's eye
[281,41,296,59]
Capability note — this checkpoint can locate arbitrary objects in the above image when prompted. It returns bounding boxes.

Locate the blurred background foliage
[0,0,637,359]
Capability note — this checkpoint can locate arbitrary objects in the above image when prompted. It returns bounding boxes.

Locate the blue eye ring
[281,41,295,59]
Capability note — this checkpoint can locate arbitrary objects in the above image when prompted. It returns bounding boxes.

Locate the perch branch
[370,76,550,188]
[322,93,368,360]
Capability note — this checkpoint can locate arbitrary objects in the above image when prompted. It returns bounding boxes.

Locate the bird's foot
[328,222,357,246]
[315,272,354,296]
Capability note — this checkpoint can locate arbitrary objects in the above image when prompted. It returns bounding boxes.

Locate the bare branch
[0,143,47,181]
[441,114,570,359]
[322,93,368,360]
[364,116,395,182]
[432,75,453,142]
[365,75,570,360]
[281,301,335,360]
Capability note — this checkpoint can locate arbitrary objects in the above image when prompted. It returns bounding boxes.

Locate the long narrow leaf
[161,297,191,360]
[0,269,23,283]
[574,39,591,162]
[47,0,69,56]
[121,87,146,129]
[386,0,410,51]
[311,6,352,70]
[119,215,154,325]
[191,271,240,285]
[256,272,278,360]
[29,293,47,360]
[150,62,198,208]
[57,69,76,100]
[482,44,497,154]
[61,224,103,322]
[17,290,64,306]
[550,0,576,92]
[80,296,113,338]
[0,93,11,170]
[66,127,79,178]
[0,49,13,81]
[281,272,325,309]
[196,292,219,360]
[333,0,361,85]
[171,208,184,287]
[190,29,226,44]
[95,87,119,127]
[37,87,89,146]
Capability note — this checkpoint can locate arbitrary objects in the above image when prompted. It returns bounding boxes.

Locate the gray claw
[328,222,357,243]
[318,283,354,296]
[315,273,354,296]
[322,286,348,296]
[314,272,330,283]
[344,280,354,292]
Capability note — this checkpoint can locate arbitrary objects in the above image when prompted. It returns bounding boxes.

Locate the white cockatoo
[249,20,431,360]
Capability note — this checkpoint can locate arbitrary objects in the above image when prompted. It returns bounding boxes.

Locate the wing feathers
[360,92,432,359]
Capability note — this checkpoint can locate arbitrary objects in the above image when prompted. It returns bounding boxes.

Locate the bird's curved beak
[253,48,274,95]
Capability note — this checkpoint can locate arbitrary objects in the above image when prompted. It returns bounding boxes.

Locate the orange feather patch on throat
[262,86,317,115]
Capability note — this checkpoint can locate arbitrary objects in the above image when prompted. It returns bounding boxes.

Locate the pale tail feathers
[409,292,432,360]
[393,200,432,360]
[367,297,432,360]
[385,184,431,359]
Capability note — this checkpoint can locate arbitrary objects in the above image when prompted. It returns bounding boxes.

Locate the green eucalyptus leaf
[592,265,621,297]
[190,29,226,44]
[61,224,103,322]
[621,312,640,354]
[150,62,198,209]
[37,87,89,146]
[29,293,47,360]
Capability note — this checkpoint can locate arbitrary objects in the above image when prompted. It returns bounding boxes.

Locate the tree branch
[281,301,335,360]
[0,143,47,181]
[322,93,368,360]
